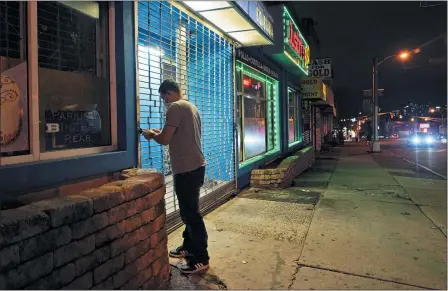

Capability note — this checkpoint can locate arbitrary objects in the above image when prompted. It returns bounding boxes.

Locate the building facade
[1,1,332,232]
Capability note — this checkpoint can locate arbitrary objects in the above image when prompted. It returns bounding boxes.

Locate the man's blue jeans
[173,166,209,263]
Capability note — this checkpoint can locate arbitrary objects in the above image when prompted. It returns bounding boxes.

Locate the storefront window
[288,87,300,144]
[38,1,111,152]
[1,1,116,165]
[242,75,267,159]
[236,61,279,163]
[0,2,30,158]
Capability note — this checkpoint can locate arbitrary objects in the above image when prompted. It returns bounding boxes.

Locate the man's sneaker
[169,246,190,258]
[179,261,209,274]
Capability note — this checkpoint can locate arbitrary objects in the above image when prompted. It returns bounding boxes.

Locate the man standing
[142,80,209,274]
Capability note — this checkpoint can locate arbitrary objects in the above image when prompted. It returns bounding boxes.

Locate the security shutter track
[137,1,236,233]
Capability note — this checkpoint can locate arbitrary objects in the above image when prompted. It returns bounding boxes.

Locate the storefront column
[280,68,289,155]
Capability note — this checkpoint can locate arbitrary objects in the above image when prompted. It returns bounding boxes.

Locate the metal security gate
[136,1,236,232]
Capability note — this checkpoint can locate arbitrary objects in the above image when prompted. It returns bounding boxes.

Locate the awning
[181,1,274,46]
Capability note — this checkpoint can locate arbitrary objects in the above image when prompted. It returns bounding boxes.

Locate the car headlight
[412,137,420,143]
[426,137,433,143]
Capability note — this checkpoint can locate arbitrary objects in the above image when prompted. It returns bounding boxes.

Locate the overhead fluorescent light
[181,1,272,46]
[60,1,99,19]
[228,30,271,46]
[200,8,254,32]
[182,1,231,12]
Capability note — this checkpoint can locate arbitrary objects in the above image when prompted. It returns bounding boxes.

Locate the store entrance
[136,1,236,232]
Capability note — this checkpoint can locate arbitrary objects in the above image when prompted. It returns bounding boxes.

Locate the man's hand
[142,128,163,140]
[142,129,156,140]
[151,128,162,134]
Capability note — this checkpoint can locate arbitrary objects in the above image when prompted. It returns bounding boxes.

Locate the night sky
[291,1,447,118]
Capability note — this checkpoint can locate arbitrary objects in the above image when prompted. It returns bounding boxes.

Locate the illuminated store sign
[235,1,274,41]
[283,7,310,75]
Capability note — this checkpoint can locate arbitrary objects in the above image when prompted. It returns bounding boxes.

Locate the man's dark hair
[159,79,181,94]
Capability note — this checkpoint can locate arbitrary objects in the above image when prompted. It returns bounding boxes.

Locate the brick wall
[0,170,170,290]
[250,146,314,189]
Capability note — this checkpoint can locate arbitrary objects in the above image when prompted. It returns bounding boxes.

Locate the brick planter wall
[250,146,315,189]
[0,171,170,290]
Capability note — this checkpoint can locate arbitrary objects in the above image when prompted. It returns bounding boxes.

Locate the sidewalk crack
[287,262,301,289]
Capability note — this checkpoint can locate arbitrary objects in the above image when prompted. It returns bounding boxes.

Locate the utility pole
[371,57,381,152]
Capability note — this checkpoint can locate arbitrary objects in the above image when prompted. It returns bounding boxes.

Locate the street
[380,138,447,179]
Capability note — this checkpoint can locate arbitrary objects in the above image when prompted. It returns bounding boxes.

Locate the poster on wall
[308,58,332,79]
[0,62,30,154]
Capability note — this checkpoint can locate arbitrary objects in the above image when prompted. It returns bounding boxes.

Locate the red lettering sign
[288,21,305,60]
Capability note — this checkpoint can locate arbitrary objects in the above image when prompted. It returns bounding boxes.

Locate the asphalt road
[380,138,447,179]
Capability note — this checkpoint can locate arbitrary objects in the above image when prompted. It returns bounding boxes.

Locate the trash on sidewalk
[401,211,411,215]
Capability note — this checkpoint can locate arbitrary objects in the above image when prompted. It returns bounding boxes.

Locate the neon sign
[283,7,310,75]
[288,21,306,59]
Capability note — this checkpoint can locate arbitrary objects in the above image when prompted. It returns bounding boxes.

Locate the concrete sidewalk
[168,143,447,290]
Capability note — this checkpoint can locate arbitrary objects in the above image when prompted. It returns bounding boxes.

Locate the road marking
[411,149,447,153]
[389,152,447,180]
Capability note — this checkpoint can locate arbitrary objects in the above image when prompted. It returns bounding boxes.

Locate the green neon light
[285,51,308,75]
[283,7,309,47]
[236,60,281,168]
[283,6,310,75]
[239,148,280,169]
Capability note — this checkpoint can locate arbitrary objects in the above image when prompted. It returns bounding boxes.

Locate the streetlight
[371,50,412,153]
[399,51,410,60]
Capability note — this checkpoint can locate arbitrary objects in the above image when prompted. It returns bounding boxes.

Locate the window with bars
[236,61,279,164]
[37,1,111,153]
[1,1,117,165]
[37,2,99,74]
[137,1,235,216]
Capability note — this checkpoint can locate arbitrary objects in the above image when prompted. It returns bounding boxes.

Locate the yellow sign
[301,77,325,100]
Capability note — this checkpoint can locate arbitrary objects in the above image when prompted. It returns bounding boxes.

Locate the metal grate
[137,1,235,217]
[37,1,99,74]
[0,2,22,60]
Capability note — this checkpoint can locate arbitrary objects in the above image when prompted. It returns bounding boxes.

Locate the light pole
[371,51,410,152]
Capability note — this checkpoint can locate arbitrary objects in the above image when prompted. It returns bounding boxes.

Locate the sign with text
[283,7,310,74]
[235,1,274,42]
[362,89,384,97]
[236,49,279,79]
[44,110,102,151]
[308,58,332,79]
[300,78,324,100]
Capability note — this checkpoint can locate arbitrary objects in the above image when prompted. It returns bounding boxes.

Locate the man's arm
[148,126,176,146]
[142,103,180,145]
